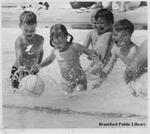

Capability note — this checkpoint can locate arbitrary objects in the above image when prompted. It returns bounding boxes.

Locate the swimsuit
[88,32,112,74]
[54,43,87,92]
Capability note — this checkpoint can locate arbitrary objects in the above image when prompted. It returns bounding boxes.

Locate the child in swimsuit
[10,11,44,88]
[83,9,114,75]
[32,24,96,94]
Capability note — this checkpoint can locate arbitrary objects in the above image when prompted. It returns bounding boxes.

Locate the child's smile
[21,24,36,40]
[52,35,68,51]
[95,17,111,35]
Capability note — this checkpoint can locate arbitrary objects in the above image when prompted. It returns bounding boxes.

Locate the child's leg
[61,78,74,95]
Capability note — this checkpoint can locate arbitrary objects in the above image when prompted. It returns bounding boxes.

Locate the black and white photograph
[0,0,148,132]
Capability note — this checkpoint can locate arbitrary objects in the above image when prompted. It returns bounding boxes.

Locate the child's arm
[83,31,92,48]
[31,49,56,72]
[126,45,138,63]
[39,49,56,68]
[102,54,117,75]
[125,40,147,82]
[38,49,44,64]
[129,40,147,69]
[73,43,95,56]
[38,40,44,64]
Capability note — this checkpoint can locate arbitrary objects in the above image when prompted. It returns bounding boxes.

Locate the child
[32,24,96,94]
[93,19,139,88]
[83,9,114,75]
[10,11,44,89]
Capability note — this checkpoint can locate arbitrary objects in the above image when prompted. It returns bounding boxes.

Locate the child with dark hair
[83,8,114,75]
[93,19,139,88]
[32,24,96,94]
[10,11,44,89]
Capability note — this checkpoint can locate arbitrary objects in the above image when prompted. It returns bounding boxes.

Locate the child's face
[21,23,36,40]
[112,29,130,47]
[95,17,112,35]
[52,35,67,51]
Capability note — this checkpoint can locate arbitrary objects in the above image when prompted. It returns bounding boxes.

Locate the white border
[0,0,149,134]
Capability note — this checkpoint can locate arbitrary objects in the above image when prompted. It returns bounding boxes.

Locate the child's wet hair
[50,24,73,47]
[114,19,134,34]
[19,11,37,26]
[95,8,114,24]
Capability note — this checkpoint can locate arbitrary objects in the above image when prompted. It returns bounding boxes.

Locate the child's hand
[30,64,40,74]
[99,71,107,79]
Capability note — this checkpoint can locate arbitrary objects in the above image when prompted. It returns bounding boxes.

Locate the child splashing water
[125,40,147,98]
[32,24,96,95]
[83,9,114,76]
[93,19,138,88]
[10,11,44,89]
[94,19,147,98]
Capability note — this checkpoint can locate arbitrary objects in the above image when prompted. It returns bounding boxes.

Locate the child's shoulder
[71,42,83,51]
[31,34,44,46]
[15,35,24,46]
[86,30,97,37]
[34,34,44,41]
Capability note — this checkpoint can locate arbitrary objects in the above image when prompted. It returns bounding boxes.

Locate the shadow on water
[3,104,147,119]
